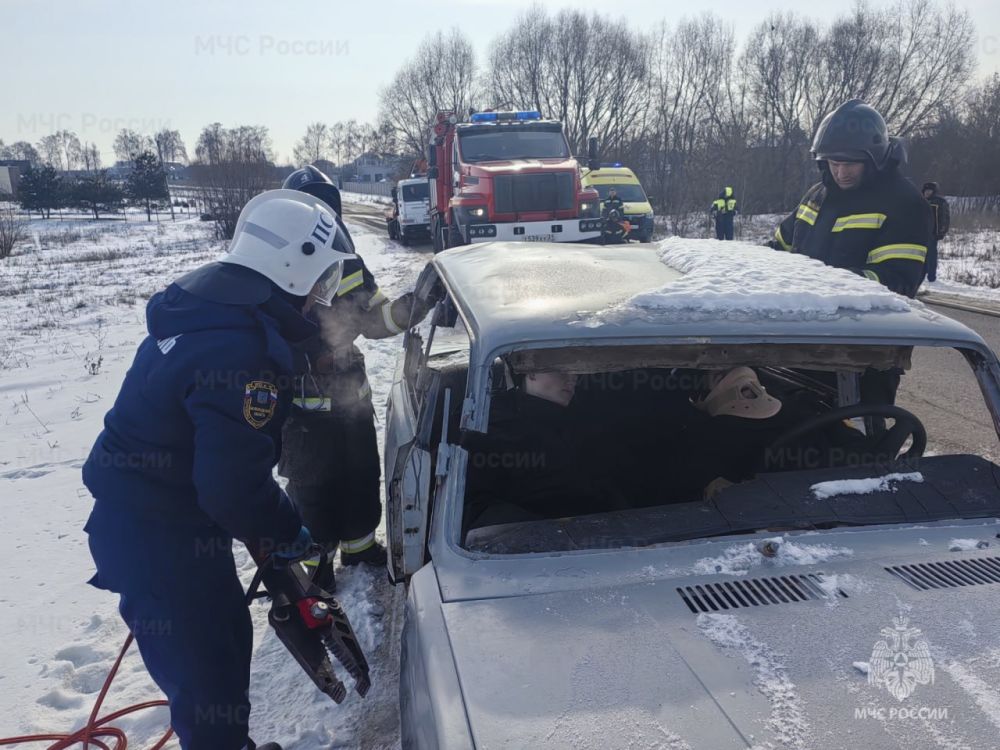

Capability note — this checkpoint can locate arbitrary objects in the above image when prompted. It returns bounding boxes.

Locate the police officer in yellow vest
[710,187,738,240]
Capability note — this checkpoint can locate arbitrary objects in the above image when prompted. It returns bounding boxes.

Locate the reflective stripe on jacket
[769,167,930,298]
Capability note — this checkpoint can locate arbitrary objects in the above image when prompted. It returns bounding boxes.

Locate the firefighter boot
[339,535,388,567]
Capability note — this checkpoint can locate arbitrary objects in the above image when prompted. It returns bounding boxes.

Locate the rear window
[402,182,428,201]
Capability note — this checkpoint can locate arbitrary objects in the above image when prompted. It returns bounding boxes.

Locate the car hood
[441,550,1000,749]
[622,201,652,215]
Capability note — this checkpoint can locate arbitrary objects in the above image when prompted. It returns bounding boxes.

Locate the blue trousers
[85,501,253,750]
[715,215,734,240]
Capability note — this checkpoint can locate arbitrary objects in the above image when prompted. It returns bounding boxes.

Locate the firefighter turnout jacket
[278,256,430,481]
[292,257,424,416]
[927,193,950,241]
[770,167,930,297]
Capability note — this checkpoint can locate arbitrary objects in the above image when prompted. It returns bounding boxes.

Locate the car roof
[431,242,988,358]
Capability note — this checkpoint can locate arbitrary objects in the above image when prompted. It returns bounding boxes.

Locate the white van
[386,177,431,245]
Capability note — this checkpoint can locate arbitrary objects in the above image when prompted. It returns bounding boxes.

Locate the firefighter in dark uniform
[604,187,624,215]
[769,99,930,408]
[278,166,440,585]
[922,181,950,282]
[710,187,738,240]
[770,99,929,298]
[82,189,357,750]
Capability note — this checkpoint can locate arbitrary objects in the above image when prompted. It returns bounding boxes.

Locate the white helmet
[222,189,356,305]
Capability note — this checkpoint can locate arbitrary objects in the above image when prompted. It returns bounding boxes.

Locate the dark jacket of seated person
[463,372,618,532]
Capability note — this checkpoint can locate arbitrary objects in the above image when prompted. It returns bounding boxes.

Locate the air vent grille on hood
[678,573,845,614]
[885,557,1000,591]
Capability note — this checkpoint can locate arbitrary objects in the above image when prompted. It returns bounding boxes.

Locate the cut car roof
[431,240,987,358]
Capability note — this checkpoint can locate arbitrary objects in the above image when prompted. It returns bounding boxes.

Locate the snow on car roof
[432,239,986,355]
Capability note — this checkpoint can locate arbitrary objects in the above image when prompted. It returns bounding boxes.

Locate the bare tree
[1,141,41,166]
[0,201,27,259]
[153,129,188,165]
[190,123,277,239]
[644,16,738,213]
[740,13,820,206]
[809,0,974,137]
[292,122,331,165]
[368,119,398,158]
[195,122,226,165]
[37,130,82,171]
[378,28,479,156]
[113,129,154,164]
[488,8,650,153]
[80,142,102,172]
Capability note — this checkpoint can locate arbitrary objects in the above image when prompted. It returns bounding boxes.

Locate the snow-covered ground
[340,191,393,207]
[0,216,426,748]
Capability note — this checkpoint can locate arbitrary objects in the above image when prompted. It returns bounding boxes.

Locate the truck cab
[427,110,602,251]
[581,164,655,242]
[387,177,431,246]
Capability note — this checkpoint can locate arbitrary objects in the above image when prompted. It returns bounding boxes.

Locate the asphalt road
[899,302,1000,461]
[342,200,392,234]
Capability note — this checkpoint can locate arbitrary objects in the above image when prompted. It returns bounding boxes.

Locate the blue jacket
[83,269,315,549]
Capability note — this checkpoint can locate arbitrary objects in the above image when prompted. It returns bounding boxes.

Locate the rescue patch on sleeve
[243,380,278,429]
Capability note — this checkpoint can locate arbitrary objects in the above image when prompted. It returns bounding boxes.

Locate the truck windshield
[593,183,648,203]
[459,129,570,163]
[401,182,428,201]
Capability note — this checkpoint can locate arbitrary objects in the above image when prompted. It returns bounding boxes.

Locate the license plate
[524,234,554,242]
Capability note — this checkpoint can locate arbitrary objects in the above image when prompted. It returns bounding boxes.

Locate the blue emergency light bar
[469,110,542,123]
[599,162,624,168]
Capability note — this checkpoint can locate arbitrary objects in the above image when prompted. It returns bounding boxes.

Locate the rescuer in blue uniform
[82,189,357,750]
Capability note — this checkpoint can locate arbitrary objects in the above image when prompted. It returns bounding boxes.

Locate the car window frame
[431,338,1000,561]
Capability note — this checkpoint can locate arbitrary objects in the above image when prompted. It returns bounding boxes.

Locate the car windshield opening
[459,344,1000,554]
[402,183,428,201]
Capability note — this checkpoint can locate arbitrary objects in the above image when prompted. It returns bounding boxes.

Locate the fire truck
[426,110,603,251]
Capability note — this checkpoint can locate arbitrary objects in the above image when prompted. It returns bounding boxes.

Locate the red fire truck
[426,110,603,251]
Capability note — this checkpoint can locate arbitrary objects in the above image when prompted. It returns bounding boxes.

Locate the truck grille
[493,172,575,214]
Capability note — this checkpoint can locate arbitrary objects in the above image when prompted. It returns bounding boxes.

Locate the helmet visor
[309,219,356,306]
[312,262,344,306]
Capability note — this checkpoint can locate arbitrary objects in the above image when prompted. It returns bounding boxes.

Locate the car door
[386,299,465,584]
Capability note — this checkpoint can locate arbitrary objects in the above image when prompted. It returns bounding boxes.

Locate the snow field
[0,216,427,748]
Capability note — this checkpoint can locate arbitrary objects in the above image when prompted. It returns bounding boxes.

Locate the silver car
[384,242,1000,749]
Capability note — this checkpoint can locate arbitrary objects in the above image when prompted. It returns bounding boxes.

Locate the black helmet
[922,181,939,193]
[283,165,342,216]
[811,100,892,169]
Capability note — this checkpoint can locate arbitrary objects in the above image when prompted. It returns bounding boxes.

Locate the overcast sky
[3,0,998,163]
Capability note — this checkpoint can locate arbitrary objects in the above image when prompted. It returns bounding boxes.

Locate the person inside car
[462,370,627,533]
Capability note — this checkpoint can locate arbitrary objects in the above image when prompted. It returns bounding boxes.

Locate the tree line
[5,0,996,224]
[13,154,170,221]
[1,126,183,222]
[377,1,998,213]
